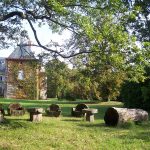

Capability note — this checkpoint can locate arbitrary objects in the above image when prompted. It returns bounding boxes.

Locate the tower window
[18,70,24,80]
[0,76,2,81]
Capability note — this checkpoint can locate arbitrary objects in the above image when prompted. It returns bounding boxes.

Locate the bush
[120,81,143,108]
[120,80,150,110]
[65,92,76,101]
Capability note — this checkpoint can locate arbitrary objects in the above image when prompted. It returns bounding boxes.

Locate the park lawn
[0,98,150,150]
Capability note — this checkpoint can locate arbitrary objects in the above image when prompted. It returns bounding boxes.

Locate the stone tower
[5,40,47,100]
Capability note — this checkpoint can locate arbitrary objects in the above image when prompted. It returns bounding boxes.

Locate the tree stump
[27,108,43,122]
[104,107,149,126]
[82,109,98,122]
[86,112,95,122]
[0,112,4,123]
[30,113,42,122]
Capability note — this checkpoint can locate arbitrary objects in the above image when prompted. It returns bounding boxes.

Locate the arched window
[18,70,24,80]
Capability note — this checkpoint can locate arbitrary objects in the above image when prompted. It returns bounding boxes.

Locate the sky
[0,21,71,58]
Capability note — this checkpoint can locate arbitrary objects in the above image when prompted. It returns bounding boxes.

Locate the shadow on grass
[62,119,82,122]
[0,144,18,150]
[132,131,150,142]
[117,126,150,142]
[0,118,30,129]
[77,121,149,132]
[78,122,106,128]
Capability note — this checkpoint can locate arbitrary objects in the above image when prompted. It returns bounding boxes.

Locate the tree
[0,0,149,87]
[68,7,145,101]
[0,0,110,56]
[123,0,150,42]
[0,1,138,57]
[45,59,70,98]
[119,65,150,110]
[123,1,150,65]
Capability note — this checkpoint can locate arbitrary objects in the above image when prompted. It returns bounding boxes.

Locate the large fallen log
[104,107,149,126]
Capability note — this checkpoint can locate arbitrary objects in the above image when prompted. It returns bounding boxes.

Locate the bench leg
[0,114,4,123]
[86,113,95,122]
[30,113,42,122]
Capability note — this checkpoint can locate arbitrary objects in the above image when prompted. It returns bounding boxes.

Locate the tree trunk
[104,107,149,126]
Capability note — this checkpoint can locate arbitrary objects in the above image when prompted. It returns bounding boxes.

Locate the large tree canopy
[0,0,149,81]
[0,0,112,56]
[0,1,135,54]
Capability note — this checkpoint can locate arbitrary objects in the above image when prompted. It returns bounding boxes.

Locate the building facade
[1,40,47,100]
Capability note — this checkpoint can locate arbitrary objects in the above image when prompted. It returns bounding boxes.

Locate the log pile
[104,107,149,126]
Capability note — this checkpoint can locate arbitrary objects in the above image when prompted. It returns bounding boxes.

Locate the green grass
[0,98,150,150]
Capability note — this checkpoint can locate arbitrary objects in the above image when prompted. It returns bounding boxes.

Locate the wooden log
[104,107,149,126]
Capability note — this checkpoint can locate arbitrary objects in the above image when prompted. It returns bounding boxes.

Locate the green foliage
[120,66,150,110]
[71,49,127,101]
[124,0,150,42]
[8,61,38,99]
[46,59,71,99]
[1,0,149,102]
[120,81,143,108]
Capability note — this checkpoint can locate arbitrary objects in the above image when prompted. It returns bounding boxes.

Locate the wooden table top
[27,108,43,113]
[82,108,98,114]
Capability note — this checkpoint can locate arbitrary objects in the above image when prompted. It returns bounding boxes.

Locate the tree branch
[63,4,108,10]
[0,11,26,21]
[26,10,78,34]
[26,15,93,58]
[0,10,77,34]
[0,10,94,58]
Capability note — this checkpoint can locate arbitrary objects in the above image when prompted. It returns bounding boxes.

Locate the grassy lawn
[0,98,150,150]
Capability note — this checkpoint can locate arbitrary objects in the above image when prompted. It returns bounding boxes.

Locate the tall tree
[0,0,149,83]
[45,59,70,98]
[0,1,136,56]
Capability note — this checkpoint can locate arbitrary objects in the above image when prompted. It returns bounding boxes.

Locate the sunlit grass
[0,98,149,150]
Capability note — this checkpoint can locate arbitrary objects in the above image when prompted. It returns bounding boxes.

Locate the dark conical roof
[8,39,36,60]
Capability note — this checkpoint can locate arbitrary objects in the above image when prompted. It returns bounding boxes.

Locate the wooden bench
[7,103,25,116]
[46,104,61,117]
[71,103,89,117]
